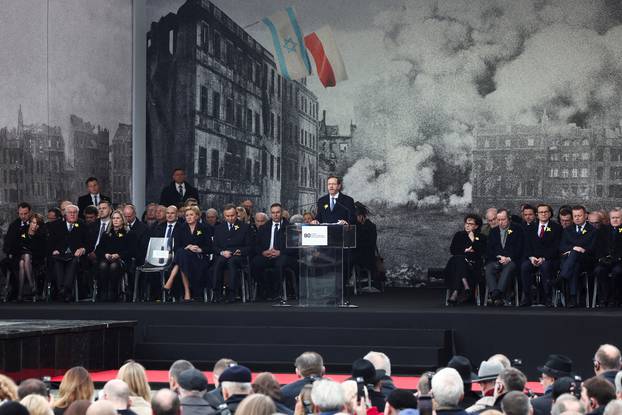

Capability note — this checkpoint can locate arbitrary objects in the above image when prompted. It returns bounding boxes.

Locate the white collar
[539,222,548,227]
[330,192,340,199]
[167,221,177,226]
[176,182,185,188]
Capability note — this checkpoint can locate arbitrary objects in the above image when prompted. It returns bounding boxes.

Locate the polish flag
[304,26,348,88]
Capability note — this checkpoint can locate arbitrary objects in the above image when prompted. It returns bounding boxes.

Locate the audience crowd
[445,204,622,308]
[0,171,380,303]
[1,345,622,415]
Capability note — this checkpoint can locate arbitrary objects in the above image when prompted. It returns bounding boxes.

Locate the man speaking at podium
[312,176,356,225]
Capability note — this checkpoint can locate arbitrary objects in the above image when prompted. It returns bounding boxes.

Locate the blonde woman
[235,394,276,415]
[21,394,53,415]
[95,210,130,301]
[0,374,17,402]
[117,361,151,415]
[236,206,250,224]
[53,367,94,415]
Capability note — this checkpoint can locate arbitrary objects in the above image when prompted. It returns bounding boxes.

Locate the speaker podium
[286,223,356,307]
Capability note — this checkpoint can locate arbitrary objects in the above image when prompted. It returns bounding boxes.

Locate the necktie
[178,185,184,197]
[228,223,232,232]
[330,197,335,211]
[94,195,99,206]
[577,225,582,235]
[270,223,279,250]
[166,224,173,249]
[96,221,106,247]
[539,224,545,239]
[68,223,74,232]
[501,230,507,248]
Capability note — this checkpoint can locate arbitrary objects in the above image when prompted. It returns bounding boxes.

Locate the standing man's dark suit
[160,181,200,208]
[593,224,622,306]
[315,193,356,224]
[251,219,296,299]
[212,220,252,301]
[557,221,596,304]
[485,223,523,302]
[126,218,150,265]
[48,219,90,300]
[77,194,110,218]
[520,221,562,305]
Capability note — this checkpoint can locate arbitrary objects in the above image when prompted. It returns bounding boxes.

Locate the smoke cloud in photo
[344,0,622,208]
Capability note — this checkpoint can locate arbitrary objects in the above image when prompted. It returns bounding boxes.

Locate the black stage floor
[0,288,619,379]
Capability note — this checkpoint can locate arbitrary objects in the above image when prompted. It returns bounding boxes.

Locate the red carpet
[50,370,544,394]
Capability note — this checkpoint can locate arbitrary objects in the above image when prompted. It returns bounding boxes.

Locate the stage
[0,288,619,381]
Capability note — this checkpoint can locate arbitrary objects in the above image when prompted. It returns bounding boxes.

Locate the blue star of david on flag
[283,37,297,53]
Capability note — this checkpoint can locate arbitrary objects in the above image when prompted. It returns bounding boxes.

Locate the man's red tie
[539,225,545,238]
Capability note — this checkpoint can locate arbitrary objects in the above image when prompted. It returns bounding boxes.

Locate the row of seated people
[1,199,379,303]
[444,204,622,308]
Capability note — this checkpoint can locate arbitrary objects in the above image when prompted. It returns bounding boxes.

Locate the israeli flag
[261,7,312,81]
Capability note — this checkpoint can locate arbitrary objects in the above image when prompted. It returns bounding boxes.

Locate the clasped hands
[262,249,281,258]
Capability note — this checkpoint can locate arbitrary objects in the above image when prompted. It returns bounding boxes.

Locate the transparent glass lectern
[286,224,356,307]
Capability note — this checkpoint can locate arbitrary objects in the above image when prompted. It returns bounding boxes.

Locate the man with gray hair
[431,367,467,415]
[364,351,395,398]
[177,369,214,415]
[551,394,586,415]
[593,344,622,385]
[168,360,194,394]
[219,365,253,414]
[311,379,346,414]
[102,379,135,415]
[594,208,622,307]
[481,208,499,237]
[152,389,181,415]
[206,209,219,227]
[254,212,268,229]
[487,368,528,412]
[501,391,531,415]
[49,203,90,302]
[281,352,325,409]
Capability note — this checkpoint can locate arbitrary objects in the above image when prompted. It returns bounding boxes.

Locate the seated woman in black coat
[95,210,130,301]
[163,205,212,301]
[14,213,46,301]
[444,213,486,304]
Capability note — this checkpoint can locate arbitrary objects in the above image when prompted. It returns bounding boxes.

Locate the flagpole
[243,20,261,29]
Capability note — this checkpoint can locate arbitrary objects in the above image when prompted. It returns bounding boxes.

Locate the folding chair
[133,237,173,302]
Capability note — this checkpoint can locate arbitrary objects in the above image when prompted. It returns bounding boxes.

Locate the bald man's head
[595,344,622,374]
[86,401,117,415]
[152,389,180,415]
[103,379,131,409]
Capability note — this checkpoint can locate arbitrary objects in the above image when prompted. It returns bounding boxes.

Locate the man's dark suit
[593,225,622,305]
[77,194,111,218]
[48,219,90,299]
[485,224,523,300]
[2,218,29,257]
[280,377,321,410]
[531,387,553,415]
[558,222,596,298]
[251,219,297,299]
[520,221,562,304]
[159,181,200,208]
[212,220,252,301]
[126,219,150,265]
[315,193,356,224]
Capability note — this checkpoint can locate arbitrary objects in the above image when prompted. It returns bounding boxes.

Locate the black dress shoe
[553,276,564,288]
[519,300,531,307]
[545,299,553,308]
[567,297,577,308]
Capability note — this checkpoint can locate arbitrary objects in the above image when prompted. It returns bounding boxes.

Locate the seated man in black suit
[593,208,622,307]
[251,203,296,301]
[77,177,111,219]
[159,168,200,209]
[212,204,252,302]
[520,204,562,307]
[556,205,596,307]
[485,209,523,306]
[311,175,356,225]
[48,204,90,301]
[123,204,150,265]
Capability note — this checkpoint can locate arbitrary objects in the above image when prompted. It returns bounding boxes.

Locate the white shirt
[176,183,185,196]
[91,193,101,206]
[95,219,110,248]
[269,221,282,250]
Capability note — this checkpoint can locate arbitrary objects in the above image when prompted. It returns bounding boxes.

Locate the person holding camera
[281,352,325,410]
[350,359,386,412]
